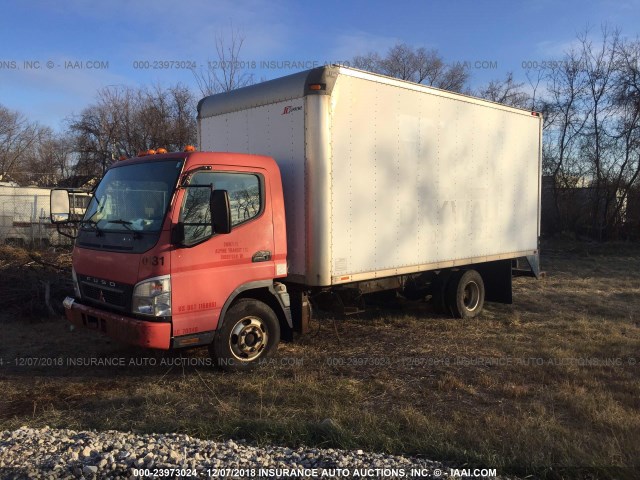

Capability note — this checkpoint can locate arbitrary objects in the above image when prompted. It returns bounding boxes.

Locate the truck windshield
[82,160,183,233]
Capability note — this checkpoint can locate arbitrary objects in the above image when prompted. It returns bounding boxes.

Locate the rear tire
[209,299,280,371]
[445,269,485,319]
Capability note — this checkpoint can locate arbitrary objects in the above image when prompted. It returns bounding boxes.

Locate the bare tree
[11,128,75,186]
[476,72,531,108]
[540,26,640,239]
[44,132,75,184]
[606,37,640,235]
[0,104,79,186]
[352,43,469,92]
[351,52,381,74]
[578,27,621,238]
[542,45,592,233]
[192,26,254,96]
[0,105,40,181]
[68,89,120,176]
[69,84,197,177]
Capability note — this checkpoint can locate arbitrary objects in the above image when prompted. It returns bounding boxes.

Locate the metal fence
[0,193,71,247]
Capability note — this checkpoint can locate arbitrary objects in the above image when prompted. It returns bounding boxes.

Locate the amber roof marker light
[184,145,196,152]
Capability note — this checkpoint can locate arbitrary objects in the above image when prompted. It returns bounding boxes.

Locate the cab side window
[216,172,261,226]
[179,171,262,245]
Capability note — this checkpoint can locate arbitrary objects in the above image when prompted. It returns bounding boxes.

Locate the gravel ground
[0,426,512,479]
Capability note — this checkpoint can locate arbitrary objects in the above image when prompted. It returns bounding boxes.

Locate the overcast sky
[1,0,639,129]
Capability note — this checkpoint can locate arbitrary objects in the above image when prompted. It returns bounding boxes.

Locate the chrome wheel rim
[463,281,480,311]
[229,316,268,361]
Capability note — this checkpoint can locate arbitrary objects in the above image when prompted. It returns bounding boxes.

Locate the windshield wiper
[80,219,103,237]
[81,196,104,236]
[107,219,132,227]
[107,219,142,239]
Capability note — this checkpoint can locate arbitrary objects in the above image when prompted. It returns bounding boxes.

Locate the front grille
[79,276,133,311]
[81,284,126,307]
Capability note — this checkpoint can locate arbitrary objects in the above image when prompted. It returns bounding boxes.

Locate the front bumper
[63,297,171,349]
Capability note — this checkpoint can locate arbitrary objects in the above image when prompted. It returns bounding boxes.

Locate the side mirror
[172,222,186,245]
[210,189,231,234]
[50,189,71,224]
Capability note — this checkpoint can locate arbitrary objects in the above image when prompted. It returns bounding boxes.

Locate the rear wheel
[209,299,280,371]
[445,269,485,319]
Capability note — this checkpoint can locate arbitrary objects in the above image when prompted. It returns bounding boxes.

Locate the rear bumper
[63,297,171,349]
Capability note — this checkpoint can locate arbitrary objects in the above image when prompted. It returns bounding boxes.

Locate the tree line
[0,84,197,186]
[1,26,638,239]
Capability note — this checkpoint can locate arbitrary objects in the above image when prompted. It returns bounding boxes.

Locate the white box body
[198,66,542,287]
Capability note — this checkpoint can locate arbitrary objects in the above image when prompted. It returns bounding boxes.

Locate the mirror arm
[55,222,79,240]
[171,222,186,246]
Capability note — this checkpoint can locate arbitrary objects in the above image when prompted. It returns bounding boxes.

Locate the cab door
[170,165,275,338]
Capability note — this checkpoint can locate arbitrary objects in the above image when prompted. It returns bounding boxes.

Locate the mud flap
[475,259,513,304]
[289,289,311,335]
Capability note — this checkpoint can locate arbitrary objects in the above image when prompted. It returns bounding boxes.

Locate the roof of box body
[197,66,340,119]
[197,65,538,119]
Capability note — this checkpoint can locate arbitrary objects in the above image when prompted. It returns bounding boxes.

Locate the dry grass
[0,244,72,317]
[0,239,638,479]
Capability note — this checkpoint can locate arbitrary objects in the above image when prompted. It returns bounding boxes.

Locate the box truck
[53,65,542,369]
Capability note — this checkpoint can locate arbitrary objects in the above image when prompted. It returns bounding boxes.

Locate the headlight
[71,268,81,298]
[132,275,171,317]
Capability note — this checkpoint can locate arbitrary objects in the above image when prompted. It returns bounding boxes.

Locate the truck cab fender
[218,280,293,332]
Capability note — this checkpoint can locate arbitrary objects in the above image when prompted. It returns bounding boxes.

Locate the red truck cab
[54,151,291,369]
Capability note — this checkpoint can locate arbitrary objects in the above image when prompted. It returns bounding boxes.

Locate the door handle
[252,250,272,262]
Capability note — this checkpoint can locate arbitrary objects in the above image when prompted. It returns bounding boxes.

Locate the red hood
[73,248,141,284]
[72,232,173,285]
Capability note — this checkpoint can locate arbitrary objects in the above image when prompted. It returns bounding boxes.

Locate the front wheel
[209,299,280,370]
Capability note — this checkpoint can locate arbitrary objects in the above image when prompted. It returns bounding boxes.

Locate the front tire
[209,299,280,371]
